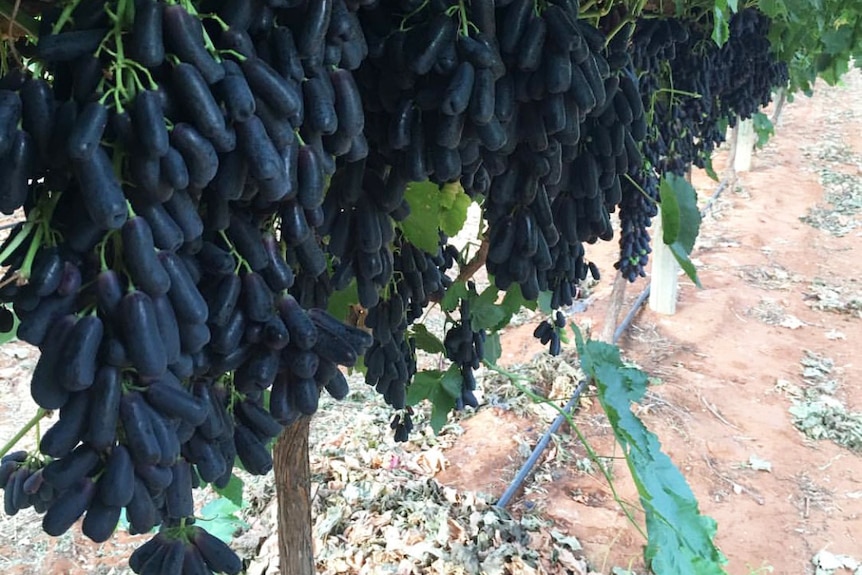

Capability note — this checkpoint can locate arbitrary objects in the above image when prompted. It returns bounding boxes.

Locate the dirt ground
[1,74,861,574]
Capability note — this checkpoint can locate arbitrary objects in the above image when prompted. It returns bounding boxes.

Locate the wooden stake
[274,416,315,575]
[771,87,787,126]
[648,211,679,315]
[601,271,628,343]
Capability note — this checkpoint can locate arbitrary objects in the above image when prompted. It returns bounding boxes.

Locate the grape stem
[0,0,38,39]
[0,409,48,460]
[454,235,489,284]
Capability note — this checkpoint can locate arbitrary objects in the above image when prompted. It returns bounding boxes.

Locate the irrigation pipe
[496,379,588,508]
[496,174,732,509]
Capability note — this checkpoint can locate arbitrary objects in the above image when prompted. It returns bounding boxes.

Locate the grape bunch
[616,9,788,279]
[0,0,374,571]
[444,293,485,410]
[0,0,796,570]
[533,311,568,357]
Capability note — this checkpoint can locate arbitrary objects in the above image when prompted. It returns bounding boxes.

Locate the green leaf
[501,282,537,314]
[537,291,554,314]
[197,498,249,543]
[439,183,472,237]
[406,370,443,406]
[212,474,245,508]
[429,387,457,434]
[752,112,775,149]
[711,4,730,46]
[0,1,39,37]
[702,155,719,182]
[407,369,457,434]
[411,324,446,355]
[660,185,681,246]
[574,327,728,575]
[484,332,502,365]
[441,280,469,312]
[401,181,472,252]
[401,181,443,253]
[660,174,701,253]
[470,285,506,331]
[326,279,359,322]
[670,243,703,289]
[821,25,854,55]
[440,364,463,399]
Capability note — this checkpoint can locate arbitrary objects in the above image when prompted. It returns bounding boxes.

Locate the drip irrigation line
[496,379,588,509]
[496,174,731,510]
[0,220,24,232]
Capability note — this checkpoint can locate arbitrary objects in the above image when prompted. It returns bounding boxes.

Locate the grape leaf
[411,324,446,355]
[821,25,853,55]
[484,332,502,365]
[537,291,554,314]
[574,327,728,575]
[752,112,775,149]
[327,279,359,323]
[197,498,249,543]
[407,369,457,434]
[429,386,457,434]
[670,243,703,289]
[439,183,472,237]
[660,174,702,287]
[401,181,472,252]
[441,280,469,312]
[440,364,463,399]
[470,286,507,331]
[402,181,443,253]
[712,4,730,46]
[406,370,443,406]
[212,474,245,508]
[501,283,537,314]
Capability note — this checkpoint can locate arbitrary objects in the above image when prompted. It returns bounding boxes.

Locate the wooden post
[649,210,679,315]
[771,87,787,126]
[734,117,755,172]
[600,271,628,343]
[274,416,315,575]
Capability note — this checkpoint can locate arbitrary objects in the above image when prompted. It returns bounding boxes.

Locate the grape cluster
[616,9,788,279]
[353,1,646,306]
[443,292,487,410]
[1,451,53,517]
[0,0,796,570]
[0,0,373,571]
[533,311,568,357]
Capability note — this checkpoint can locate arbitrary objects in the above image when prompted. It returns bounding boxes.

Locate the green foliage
[401,181,471,253]
[406,365,462,433]
[0,1,38,38]
[411,324,446,355]
[212,474,245,508]
[757,0,862,93]
[574,327,728,575]
[659,174,702,287]
[711,0,739,45]
[752,112,775,149]
[326,279,359,323]
[197,497,249,543]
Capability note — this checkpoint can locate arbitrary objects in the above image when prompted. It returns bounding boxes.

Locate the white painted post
[734,117,755,172]
[649,210,679,315]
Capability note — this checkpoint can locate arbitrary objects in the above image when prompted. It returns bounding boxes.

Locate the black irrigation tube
[496,174,732,510]
[0,221,23,232]
[496,379,588,508]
